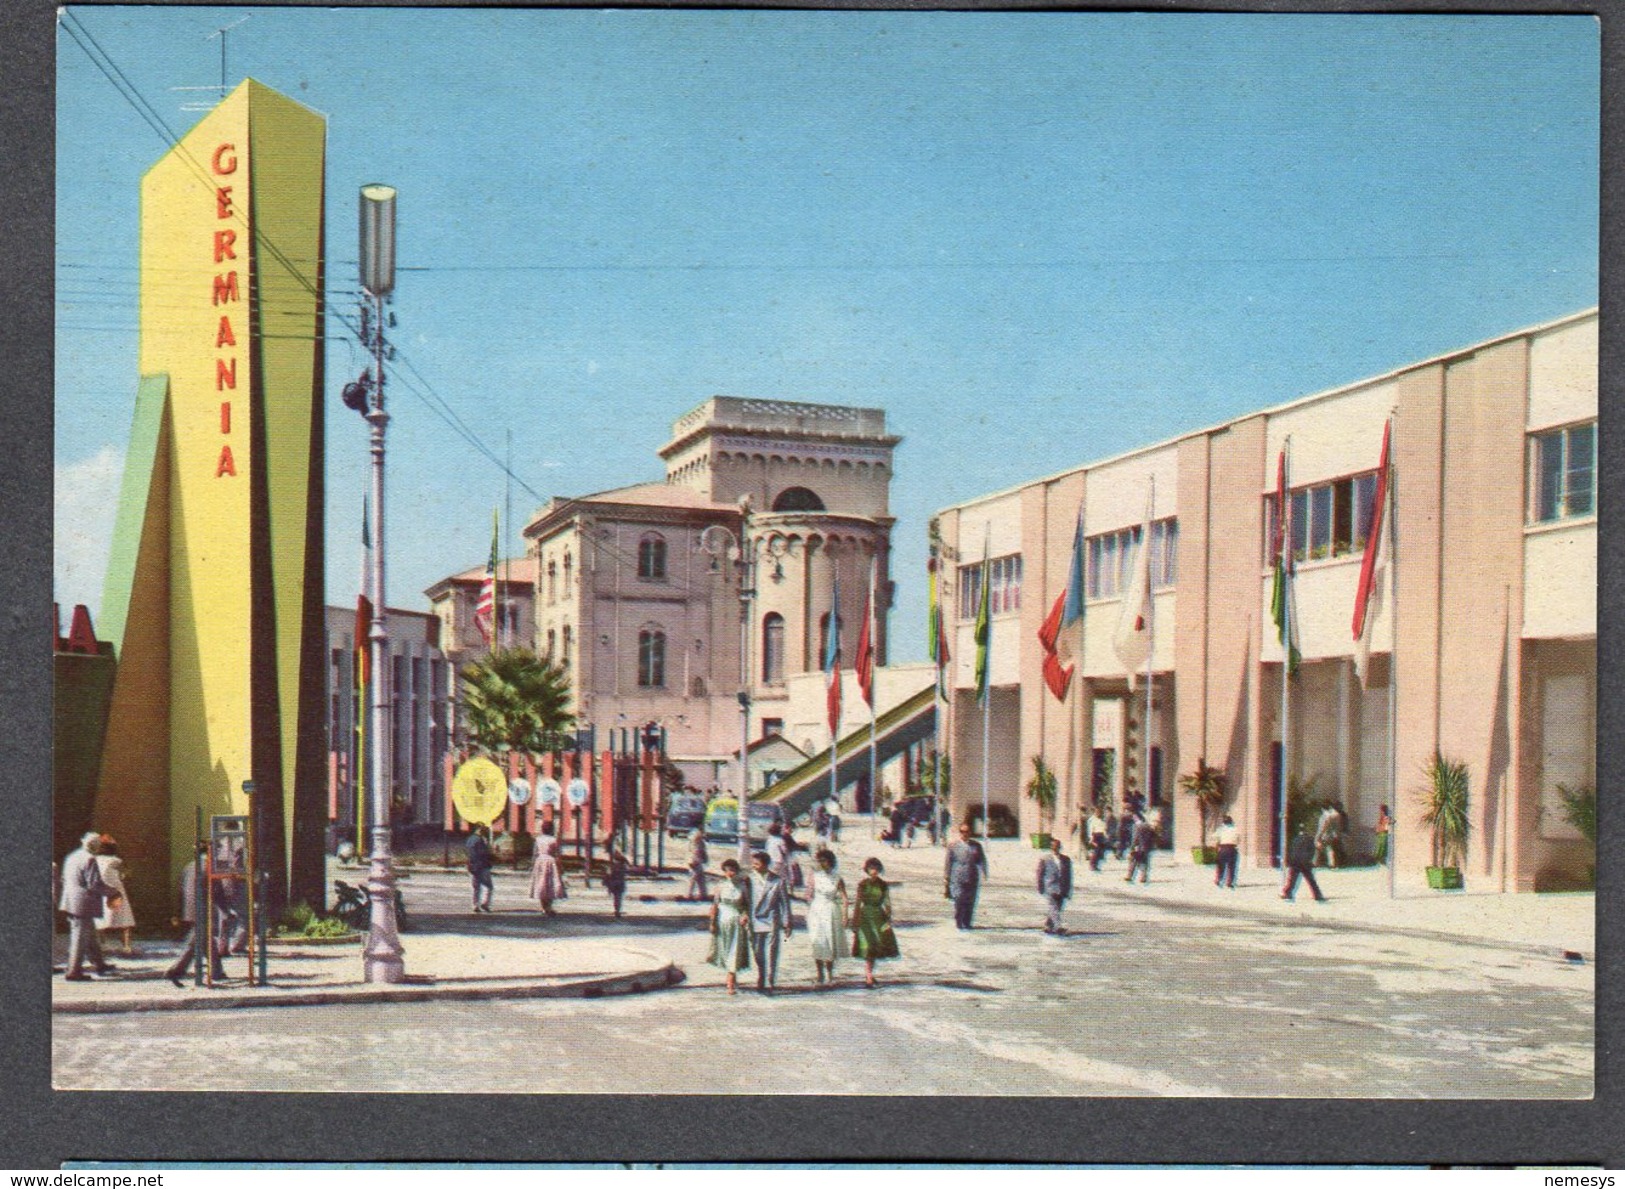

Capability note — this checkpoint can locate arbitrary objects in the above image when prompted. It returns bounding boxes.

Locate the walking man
[944,822,989,930]
[1213,814,1240,889]
[746,850,792,992]
[1281,823,1327,902]
[166,844,226,987]
[59,832,115,981]
[466,825,494,913]
[1036,836,1073,935]
[685,829,709,902]
[1124,813,1157,884]
[1085,807,1109,871]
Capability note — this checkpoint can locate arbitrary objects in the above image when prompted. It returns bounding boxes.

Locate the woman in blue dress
[707,857,751,994]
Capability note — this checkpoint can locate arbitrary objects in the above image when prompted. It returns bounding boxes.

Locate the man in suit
[466,825,494,913]
[944,822,989,930]
[166,845,227,988]
[59,832,114,980]
[745,850,792,992]
[1037,836,1074,935]
[1281,823,1328,902]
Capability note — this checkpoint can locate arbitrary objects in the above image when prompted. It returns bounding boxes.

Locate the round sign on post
[537,778,562,807]
[508,779,532,807]
[451,757,509,825]
[567,778,590,807]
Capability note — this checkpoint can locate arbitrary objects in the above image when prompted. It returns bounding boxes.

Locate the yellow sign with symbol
[452,757,509,825]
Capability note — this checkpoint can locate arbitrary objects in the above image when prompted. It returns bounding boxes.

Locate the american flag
[475,509,498,646]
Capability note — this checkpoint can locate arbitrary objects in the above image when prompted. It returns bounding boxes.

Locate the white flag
[1113,488,1155,682]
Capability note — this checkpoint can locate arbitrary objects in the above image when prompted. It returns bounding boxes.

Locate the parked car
[666,792,707,837]
[702,797,788,844]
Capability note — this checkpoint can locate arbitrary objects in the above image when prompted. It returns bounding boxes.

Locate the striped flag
[973,538,992,704]
[824,575,843,734]
[1113,485,1154,680]
[1352,419,1393,685]
[927,556,950,696]
[474,508,498,646]
[1270,448,1302,676]
[354,496,373,686]
[855,566,876,708]
[1037,591,1074,702]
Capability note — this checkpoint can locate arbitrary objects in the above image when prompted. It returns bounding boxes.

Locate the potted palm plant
[1026,755,1058,849]
[1419,753,1469,890]
[1178,759,1226,864]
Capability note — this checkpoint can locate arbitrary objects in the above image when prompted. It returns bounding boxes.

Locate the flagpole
[1387,421,1400,900]
[503,430,512,651]
[830,561,840,819]
[980,527,991,843]
[1279,440,1292,871]
[868,553,878,842]
[1144,476,1155,820]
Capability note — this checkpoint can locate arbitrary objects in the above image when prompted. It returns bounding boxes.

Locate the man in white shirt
[1214,814,1240,889]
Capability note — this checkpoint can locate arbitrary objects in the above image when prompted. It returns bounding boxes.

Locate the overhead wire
[58,8,551,511]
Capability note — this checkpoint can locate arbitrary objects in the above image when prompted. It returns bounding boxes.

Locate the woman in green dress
[707,858,751,994]
[850,857,900,988]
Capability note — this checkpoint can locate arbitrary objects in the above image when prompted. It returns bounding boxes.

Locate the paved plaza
[53,826,1593,1097]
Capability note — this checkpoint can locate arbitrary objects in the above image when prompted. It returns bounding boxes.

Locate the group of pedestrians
[56,831,146,982]
[465,821,632,919]
[1077,805,1163,883]
[707,844,899,994]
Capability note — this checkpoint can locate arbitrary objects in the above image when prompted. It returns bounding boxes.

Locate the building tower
[90,80,328,912]
[658,398,901,738]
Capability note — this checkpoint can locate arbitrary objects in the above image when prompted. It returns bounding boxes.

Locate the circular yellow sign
[452,757,509,825]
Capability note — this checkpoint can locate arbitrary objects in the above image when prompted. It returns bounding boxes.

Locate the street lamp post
[355,183,405,983]
[702,499,755,867]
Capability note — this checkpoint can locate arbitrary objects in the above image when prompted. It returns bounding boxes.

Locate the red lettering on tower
[216,445,237,478]
[216,358,237,392]
[213,272,240,306]
[220,402,232,435]
[216,186,233,219]
[212,144,238,175]
[214,229,237,263]
[216,316,236,348]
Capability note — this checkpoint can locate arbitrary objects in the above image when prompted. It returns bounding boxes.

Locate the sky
[55,7,1599,663]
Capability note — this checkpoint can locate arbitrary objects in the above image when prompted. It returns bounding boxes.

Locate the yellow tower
[94,80,328,912]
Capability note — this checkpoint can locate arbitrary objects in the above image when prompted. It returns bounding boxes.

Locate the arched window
[562,552,573,594]
[762,612,786,684]
[638,628,666,688]
[819,611,843,663]
[772,486,825,512]
[638,533,667,580]
[562,625,572,667]
[546,560,557,604]
[546,628,556,661]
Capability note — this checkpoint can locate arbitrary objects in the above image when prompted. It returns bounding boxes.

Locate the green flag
[973,539,992,703]
[1269,449,1301,676]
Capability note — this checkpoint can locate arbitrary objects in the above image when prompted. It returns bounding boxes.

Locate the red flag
[824,576,843,734]
[1352,419,1392,640]
[1037,591,1074,701]
[855,580,875,707]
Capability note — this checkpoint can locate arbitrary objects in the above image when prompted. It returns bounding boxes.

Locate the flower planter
[1190,846,1218,865]
[1031,832,1053,850]
[1425,865,1463,890]
[267,931,363,947]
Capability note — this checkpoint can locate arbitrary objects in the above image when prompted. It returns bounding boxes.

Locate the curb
[53,960,686,1015]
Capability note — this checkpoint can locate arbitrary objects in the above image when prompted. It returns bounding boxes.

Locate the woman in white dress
[95,837,137,954]
[806,848,849,987]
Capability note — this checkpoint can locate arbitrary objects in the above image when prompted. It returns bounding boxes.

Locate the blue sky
[55,8,1598,661]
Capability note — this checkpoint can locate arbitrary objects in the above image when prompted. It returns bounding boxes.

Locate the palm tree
[459,647,575,760]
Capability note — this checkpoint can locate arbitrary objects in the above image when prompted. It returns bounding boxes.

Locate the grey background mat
[3,0,1619,1170]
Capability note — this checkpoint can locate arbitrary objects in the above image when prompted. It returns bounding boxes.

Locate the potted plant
[1556,782,1596,887]
[1419,753,1470,890]
[1178,759,1226,864]
[1026,755,1058,848]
